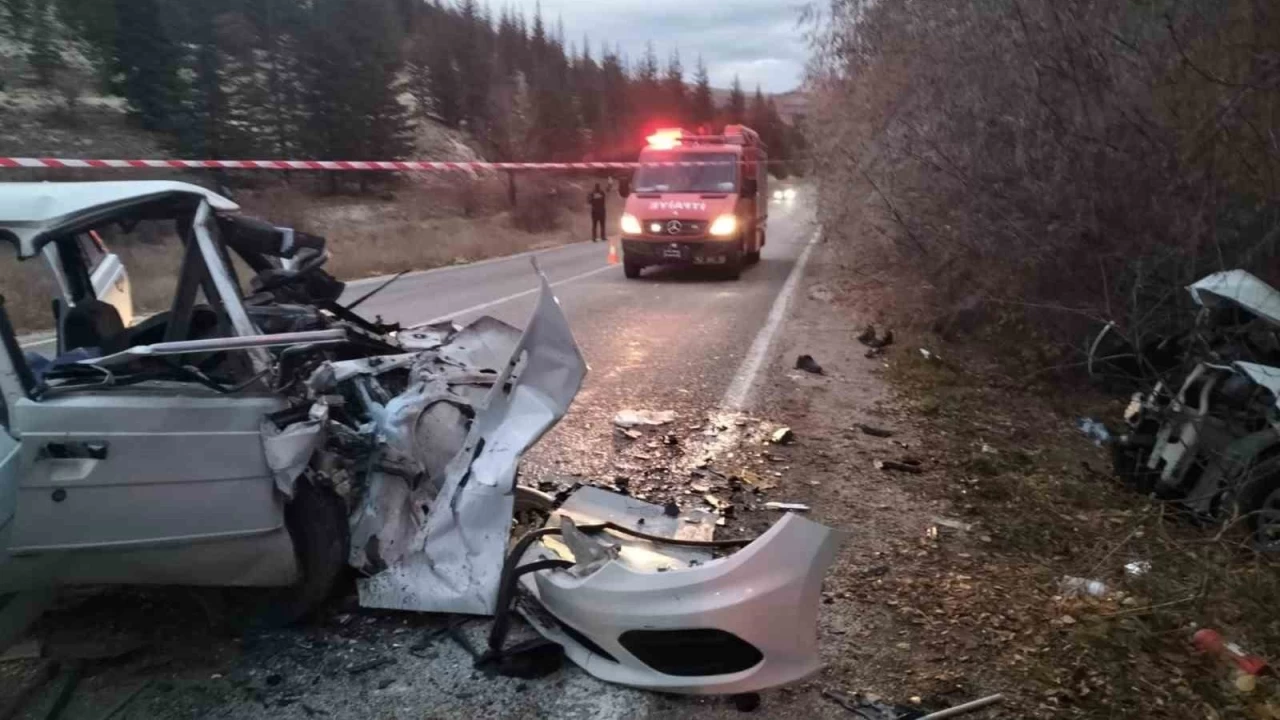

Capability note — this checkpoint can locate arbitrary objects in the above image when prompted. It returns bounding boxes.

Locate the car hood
[1189,270,1280,327]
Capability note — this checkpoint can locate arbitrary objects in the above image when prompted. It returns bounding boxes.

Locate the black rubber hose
[590,520,756,549]
[482,558,575,663]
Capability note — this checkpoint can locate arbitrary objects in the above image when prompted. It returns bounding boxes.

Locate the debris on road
[770,427,796,445]
[875,459,924,473]
[616,427,643,440]
[857,424,895,438]
[858,324,895,349]
[930,516,973,533]
[918,693,1005,719]
[764,502,811,512]
[918,348,939,361]
[739,468,778,491]
[795,354,825,375]
[821,688,923,719]
[613,409,677,428]
[703,494,729,511]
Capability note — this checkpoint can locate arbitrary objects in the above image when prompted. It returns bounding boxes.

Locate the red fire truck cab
[617,125,768,280]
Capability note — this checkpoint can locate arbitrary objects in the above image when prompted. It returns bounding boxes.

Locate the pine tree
[690,55,714,130]
[300,0,412,190]
[456,0,492,135]
[748,84,769,133]
[2,0,33,37]
[576,36,602,156]
[114,0,183,132]
[662,50,686,127]
[599,48,630,159]
[27,0,61,86]
[727,75,746,124]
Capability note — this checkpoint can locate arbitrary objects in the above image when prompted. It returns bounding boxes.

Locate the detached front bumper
[516,487,845,694]
[623,238,736,266]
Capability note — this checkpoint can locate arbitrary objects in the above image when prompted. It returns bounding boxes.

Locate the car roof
[0,181,238,258]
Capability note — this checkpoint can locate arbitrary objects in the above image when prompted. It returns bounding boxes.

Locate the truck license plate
[663,248,682,259]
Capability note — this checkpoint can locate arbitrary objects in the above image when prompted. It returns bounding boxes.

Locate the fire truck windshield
[633,151,738,194]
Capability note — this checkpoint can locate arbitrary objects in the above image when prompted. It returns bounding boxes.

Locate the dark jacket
[588,189,606,216]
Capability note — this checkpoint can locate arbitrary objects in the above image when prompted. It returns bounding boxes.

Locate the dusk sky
[508,0,811,93]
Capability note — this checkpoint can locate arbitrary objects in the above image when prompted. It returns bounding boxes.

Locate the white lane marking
[345,240,597,288]
[20,335,56,350]
[721,228,822,411]
[410,263,616,327]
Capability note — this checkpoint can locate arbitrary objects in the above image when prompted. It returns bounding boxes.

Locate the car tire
[263,478,350,626]
[623,259,643,279]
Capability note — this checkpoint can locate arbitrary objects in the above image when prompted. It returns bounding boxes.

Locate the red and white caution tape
[0,158,734,171]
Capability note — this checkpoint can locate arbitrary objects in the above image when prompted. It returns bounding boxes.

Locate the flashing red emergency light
[646,128,683,149]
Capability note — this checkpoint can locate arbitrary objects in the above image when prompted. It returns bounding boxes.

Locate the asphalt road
[347,196,817,487]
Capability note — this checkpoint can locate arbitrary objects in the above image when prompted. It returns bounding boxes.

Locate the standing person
[589,183,607,242]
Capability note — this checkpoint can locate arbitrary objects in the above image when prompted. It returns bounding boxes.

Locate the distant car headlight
[649,222,663,233]
[784,188,797,199]
[709,215,738,237]
[772,190,783,200]
[621,214,642,235]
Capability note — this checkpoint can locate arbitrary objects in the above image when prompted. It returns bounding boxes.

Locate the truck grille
[644,219,705,237]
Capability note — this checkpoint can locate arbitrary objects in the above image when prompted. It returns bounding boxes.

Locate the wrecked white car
[0,181,585,637]
[1112,270,1280,548]
[0,181,843,696]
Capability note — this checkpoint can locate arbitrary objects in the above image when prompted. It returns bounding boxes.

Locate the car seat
[61,299,127,355]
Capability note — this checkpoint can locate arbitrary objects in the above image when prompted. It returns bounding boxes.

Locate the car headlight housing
[709,215,738,237]
[784,188,797,199]
[620,213,642,235]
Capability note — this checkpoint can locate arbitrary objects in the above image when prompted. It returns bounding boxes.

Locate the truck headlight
[620,214,642,235]
[709,215,738,237]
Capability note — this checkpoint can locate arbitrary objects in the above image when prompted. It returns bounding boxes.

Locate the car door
[80,231,134,327]
[4,385,295,586]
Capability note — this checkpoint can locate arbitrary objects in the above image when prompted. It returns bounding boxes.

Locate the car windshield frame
[633,151,739,194]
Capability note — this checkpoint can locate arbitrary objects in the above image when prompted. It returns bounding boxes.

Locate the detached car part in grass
[0,181,846,695]
[1110,270,1280,549]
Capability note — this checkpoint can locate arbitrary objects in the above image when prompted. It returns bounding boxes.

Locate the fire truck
[617,125,768,280]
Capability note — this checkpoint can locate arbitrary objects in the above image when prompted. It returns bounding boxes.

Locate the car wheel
[261,478,350,626]
[623,258,642,279]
